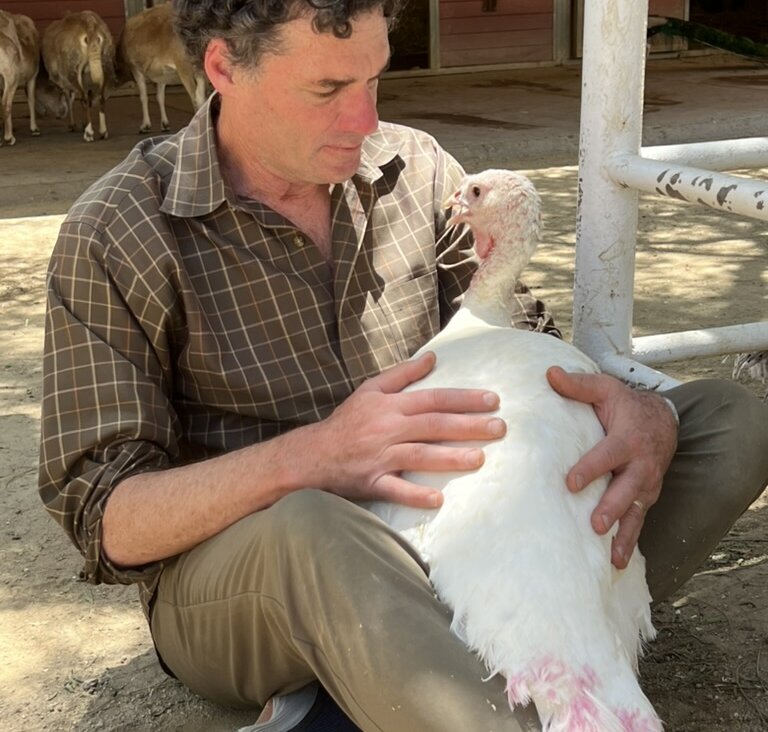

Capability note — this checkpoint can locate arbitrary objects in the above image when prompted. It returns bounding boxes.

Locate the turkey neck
[459,233,535,328]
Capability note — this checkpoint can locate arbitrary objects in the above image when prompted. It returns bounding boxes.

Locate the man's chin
[321,146,362,178]
[324,160,363,184]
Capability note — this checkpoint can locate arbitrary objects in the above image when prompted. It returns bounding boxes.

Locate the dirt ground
[1,89,767,730]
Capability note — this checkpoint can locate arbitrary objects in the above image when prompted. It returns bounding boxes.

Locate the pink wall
[440,0,555,68]
[3,0,126,38]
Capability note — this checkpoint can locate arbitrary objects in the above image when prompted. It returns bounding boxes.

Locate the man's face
[222,9,391,186]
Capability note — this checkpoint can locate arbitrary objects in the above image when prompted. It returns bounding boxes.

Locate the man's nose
[339,85,379,136]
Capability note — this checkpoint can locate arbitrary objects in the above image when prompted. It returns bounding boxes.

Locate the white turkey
[365,170,662,732]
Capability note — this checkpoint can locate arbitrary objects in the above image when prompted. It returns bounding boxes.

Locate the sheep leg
[97,87,108,139]
[82,91,94,142]
[26,74,40,135]
[74,67,90,137]
[156,81,169,131]
[178,67,205,111]
[1,78,16,145]
[67,90,77,131]
[135,72,151,132]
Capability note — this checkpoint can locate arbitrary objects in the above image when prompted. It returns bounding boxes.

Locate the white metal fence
[573,0,768,390]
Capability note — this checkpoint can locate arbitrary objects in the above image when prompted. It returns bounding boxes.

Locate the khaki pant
[150,379,768,732]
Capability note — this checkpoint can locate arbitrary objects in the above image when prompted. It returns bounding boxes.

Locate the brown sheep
[34,64,70,123]
[0,11,41,146]
[118,3,206,133]
[41,11,116,142]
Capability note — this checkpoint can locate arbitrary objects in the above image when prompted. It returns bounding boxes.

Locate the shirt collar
[356,124,401,183]
[160,93,402,219]
[160,94,229,218]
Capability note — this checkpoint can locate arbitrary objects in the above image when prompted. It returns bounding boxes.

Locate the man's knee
[662,377,768,519]
[263,488,358,547]
[668,378,767,432]
[667,378,768,468]
[262,489,429,581]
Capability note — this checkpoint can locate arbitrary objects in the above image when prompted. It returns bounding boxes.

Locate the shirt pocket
[375,270,441,361]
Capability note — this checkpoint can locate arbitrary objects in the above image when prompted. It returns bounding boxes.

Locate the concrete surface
[2,53,768,219]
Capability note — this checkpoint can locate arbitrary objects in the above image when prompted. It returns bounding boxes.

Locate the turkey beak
[446,191,470,227]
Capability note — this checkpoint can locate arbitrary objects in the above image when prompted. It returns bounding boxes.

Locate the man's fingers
[585,467,653,568]
[398,412,506,444]
[390,442,487,473]
[587,464,647,530]
[371,473,445,509]
[363,352,436,394]
[610,500,647,569]
[565,434,629,493]
[546,365,608,406]
[368,354,502,416]
[369,384,505,444]
[400,387,501,416]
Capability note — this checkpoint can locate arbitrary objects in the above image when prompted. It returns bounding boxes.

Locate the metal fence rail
[573,0,768,390]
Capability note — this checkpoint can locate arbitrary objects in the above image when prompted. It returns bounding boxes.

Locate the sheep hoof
[3,136,16,146]
[138,125,151,134]
[31,128,41,136]
[161,122,170,131]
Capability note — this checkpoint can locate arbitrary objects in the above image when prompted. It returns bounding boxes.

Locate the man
[38,2,768,731]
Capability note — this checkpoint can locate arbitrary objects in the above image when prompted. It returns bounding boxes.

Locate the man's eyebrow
[316,56,391,89]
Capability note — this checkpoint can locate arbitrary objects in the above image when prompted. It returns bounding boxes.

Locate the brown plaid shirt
[38,96,558,616]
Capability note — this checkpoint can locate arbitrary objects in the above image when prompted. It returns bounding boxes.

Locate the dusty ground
[1,81,767,731]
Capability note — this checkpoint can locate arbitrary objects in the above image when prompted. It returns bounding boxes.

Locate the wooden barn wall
[2,0,127,38]
[648,0,687,17]
[439,0,555,68]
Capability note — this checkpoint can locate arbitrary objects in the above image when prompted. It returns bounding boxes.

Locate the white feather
[364,170,662,732]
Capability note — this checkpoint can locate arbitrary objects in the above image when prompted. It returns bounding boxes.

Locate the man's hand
[546,366,678,569]
[313,351,505,507]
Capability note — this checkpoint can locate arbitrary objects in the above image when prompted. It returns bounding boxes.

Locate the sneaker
[238,682,318,732]
[239,682,360,732]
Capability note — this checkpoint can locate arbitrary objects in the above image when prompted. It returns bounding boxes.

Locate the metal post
[429,0,440,72]
[573,1,766,387]
[553,0,574,64]
[572,0,650,363]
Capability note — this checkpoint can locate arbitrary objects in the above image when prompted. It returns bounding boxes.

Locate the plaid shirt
[38,96,558,616]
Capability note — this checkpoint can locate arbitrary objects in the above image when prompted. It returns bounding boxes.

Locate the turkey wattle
[365,170,662,732]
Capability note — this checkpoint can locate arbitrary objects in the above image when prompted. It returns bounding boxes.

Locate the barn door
[124,0,167,17]
[389,0,432,71]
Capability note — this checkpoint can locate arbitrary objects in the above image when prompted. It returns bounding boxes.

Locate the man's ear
[204,37,236,93]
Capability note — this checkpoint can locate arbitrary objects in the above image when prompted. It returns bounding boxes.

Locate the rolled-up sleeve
[38,218,179,588]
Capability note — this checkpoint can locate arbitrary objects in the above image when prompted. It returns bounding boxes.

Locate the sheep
[0,11,41,146]
[118,3,206,133]
[34,65,69,122]
[41,11,116,142]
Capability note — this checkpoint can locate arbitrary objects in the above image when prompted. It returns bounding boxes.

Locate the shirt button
[293,234,305,248]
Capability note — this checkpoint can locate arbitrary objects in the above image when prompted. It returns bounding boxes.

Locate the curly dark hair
[174,0,403,71]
